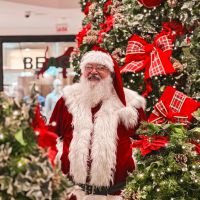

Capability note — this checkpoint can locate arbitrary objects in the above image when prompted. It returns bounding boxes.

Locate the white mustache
[88,74,101,81]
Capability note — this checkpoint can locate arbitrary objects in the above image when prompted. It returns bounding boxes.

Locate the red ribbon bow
[121,33,176,96]
[132,135,169,156]
[151,100,189,125]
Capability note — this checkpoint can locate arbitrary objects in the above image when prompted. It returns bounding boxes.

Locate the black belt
[78,182,125,195]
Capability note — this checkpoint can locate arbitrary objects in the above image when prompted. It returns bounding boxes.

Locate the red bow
[121,33,176,96]
[132,135,169,156]
[98,15,114,43]
[151,100,190,125]
[121,33,175,78]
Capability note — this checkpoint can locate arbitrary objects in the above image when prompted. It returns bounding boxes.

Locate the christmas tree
[0,92,71,199]
[70,0,200,199]
[121,118,200,200]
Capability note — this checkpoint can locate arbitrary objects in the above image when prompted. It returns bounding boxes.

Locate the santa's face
[82,62,111,83]
[80,69,114,107]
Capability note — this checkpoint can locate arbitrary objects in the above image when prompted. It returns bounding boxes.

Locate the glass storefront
[1,36,76,120]
[3,41,76,97]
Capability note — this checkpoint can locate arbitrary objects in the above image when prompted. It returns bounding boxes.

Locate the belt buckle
[85,184,94,195]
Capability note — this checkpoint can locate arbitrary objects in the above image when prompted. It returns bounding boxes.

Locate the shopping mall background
[0,0,83,100]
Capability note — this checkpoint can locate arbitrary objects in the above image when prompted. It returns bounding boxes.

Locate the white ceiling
[3,0,80,9]
[0,0,84,35]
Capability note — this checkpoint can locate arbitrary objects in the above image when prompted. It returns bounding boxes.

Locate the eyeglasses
[85,64,109,72]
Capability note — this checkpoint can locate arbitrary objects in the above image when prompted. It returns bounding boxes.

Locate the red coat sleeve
[48,97,72,138]
[48,97,73,174]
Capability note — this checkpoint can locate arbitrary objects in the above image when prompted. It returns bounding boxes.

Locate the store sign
[23,57,45,69]
[23,55,71,69]
[56,23,68,32]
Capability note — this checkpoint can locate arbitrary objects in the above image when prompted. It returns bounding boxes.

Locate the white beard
[79,76,114,107]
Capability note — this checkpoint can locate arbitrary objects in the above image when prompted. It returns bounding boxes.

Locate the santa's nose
[90,68,99,73]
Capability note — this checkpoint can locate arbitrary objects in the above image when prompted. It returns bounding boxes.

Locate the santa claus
[48,49,146,200]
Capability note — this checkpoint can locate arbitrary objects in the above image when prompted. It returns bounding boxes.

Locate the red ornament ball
[138,0,164,8]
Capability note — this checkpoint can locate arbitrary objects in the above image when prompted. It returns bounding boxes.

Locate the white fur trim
[117,107,138,129]
[80,51,114,72]
[116,88,146,129]
[62,84,145,186]
[124,88,146,110]
[89,96,120,186]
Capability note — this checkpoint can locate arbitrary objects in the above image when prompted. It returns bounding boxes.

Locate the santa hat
[80,46,126,106]
[80,50,114,72]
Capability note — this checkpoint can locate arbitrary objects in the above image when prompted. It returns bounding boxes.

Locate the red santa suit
[49,86,145,186]
[48,49,146,199]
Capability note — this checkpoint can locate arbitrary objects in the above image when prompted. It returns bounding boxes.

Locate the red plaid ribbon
[121,33,175,79]
[121,33,175,97]
[151,96,190,125]
[170,90,186,112]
